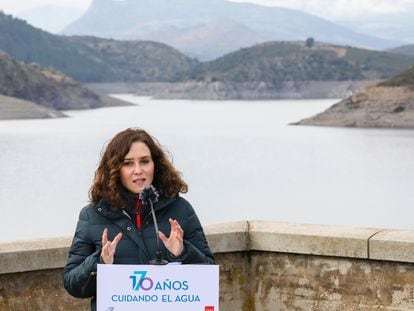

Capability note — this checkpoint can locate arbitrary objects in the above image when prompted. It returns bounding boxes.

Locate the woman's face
[119,141,155,194]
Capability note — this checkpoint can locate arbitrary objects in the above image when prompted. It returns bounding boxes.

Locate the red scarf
[135,198,142,229]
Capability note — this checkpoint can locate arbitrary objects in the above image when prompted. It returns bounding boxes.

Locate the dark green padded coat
[63,194,214,310]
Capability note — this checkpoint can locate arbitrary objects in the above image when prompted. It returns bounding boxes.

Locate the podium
[97,264,219,311]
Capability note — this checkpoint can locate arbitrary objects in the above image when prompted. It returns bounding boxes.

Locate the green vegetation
[2,12,414,87]
[0,49,129,110]
[388,44,414,56]
[0,13,113,81]
[182,42,414,88]
[378,66,414,87]
[0,12,197,82]
[305,37,315,49]
[68,36,198,82]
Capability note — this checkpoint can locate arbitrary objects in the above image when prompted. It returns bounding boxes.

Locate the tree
[305,37,315,48]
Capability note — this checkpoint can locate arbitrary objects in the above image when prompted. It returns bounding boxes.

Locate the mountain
[3,10,414,102]
[125,18,267,60]
[388,44,414,57]
[0,50,129,117]
[16,5,83,34]
[132,41,414,100]
[0,12,197,82]
[293,66,414,128]
[336,12,414,45]
[190,41,414,82]
[67,36,198,82]
[62,0,400,61]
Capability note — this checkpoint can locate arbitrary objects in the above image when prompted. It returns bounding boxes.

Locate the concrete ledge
[249,220,380,258]
[3,221,414,311]
[369,229,414,263]
[204,221,249,253]
[0,236,72,274]
[2,221,414,275]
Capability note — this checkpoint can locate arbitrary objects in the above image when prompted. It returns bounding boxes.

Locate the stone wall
[1,221,414,310]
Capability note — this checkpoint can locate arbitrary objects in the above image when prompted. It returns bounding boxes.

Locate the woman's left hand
[159,218,184,257]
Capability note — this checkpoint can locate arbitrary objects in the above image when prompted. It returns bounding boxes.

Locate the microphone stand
[140,186,168,265]
[148,199,168,265]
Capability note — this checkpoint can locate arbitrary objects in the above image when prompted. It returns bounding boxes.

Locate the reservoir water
[1,95,413,242]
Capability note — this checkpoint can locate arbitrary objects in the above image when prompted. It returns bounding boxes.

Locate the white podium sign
[97,264,219,311]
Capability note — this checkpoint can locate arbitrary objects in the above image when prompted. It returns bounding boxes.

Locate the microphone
[139,185,168,265]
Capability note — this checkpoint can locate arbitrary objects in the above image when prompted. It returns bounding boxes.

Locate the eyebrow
[123,155,151,160]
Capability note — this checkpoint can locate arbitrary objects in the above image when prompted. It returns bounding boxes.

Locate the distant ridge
[0,12,197,83]
[126,41,414,100]
[388,44,414,57]
[62,0,401,60]
[189,41,414,83]
[2,11,414,102]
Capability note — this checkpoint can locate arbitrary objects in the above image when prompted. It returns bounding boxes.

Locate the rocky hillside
[2,12,414,89]
[0,12,197,82]
[388,44,414,56]
[293,66,414,128]
[4,11,414,102]
[379,66,414,87]
[68,36,197,82]
[0,50,129,118]
[128,41,414,100]
[190,41,414,83]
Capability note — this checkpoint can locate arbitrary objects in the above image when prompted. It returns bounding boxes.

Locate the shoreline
[0,94,67,120]
[293,86,414,128]
[86,80,377,100]
[5,82,414,129]
[0,93,132,121]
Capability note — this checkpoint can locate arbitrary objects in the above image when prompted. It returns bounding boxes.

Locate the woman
[63,128,214,310]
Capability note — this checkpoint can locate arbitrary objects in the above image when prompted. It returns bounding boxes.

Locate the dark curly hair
[89,128,188,209]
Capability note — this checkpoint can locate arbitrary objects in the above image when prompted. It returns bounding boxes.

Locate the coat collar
[95,193,177,218]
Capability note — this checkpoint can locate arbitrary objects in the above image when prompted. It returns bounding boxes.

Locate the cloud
[3,0,414,22]
[231,0,414,21]
[0,0,91,14]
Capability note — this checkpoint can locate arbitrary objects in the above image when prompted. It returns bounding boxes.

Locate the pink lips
[133,178,146,186]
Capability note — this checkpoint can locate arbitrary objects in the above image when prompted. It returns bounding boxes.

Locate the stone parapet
[0,236,73,274]
[2,221,414,310]
[369,229,414,263]
[205,220,414,262]
[2,221,414,274]
[204,221,249,252]
[248,220,380,258]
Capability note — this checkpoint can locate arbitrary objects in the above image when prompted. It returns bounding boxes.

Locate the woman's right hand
[100,228,122,264]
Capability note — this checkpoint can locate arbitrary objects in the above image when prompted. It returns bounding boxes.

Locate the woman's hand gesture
[100,228,122,264]
[159,218,184,257]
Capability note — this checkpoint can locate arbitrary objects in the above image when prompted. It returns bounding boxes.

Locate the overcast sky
[1,0,414,21]
[234,0,414,20]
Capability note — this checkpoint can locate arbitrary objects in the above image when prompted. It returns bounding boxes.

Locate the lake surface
[1,95,413,242]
